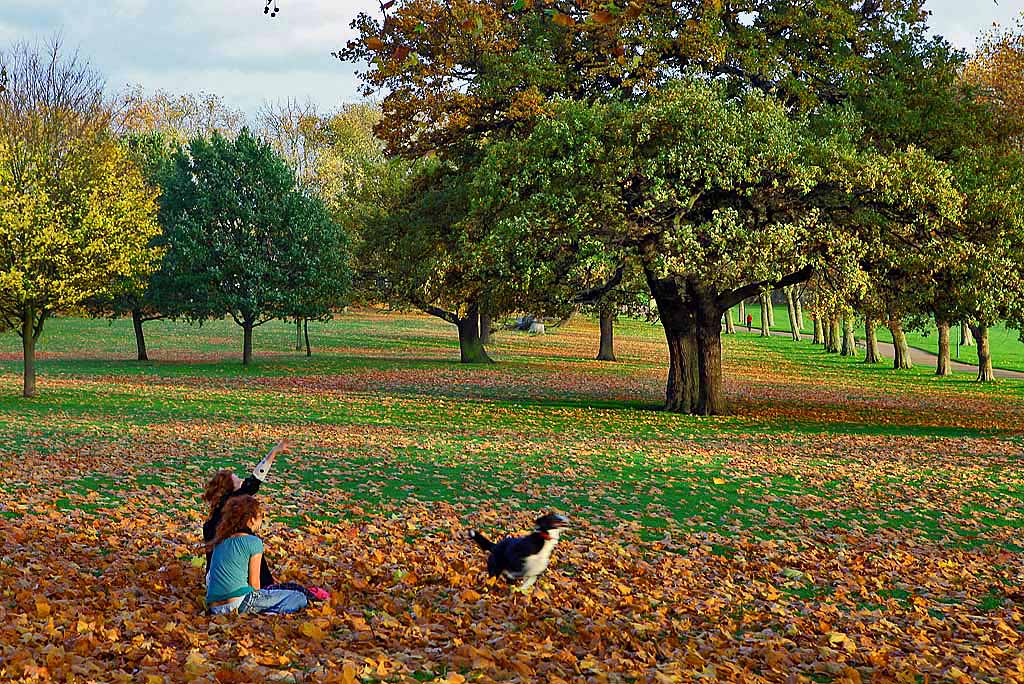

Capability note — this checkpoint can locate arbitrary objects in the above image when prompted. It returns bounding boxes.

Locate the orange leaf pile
[1,312,1023,682]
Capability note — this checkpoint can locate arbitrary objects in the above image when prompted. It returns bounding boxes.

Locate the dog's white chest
[522,537,558,578]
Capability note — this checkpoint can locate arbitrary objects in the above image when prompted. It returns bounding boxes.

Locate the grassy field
[1,313,1023,683]
[740,302,1024,372]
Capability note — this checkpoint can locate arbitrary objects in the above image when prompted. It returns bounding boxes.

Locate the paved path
[735,327,1024,380]
[868,338,1024,380]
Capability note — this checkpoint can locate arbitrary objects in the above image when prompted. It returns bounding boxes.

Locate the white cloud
[5,0,379,115]
[5,0,1021,118]
[0,23,22,45]
[926,0,1020,49]
[110,0,148,18]
[216,22,357,61]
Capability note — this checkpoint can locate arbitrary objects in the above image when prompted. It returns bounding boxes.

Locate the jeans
[266,581,322,602]
[238,589,307,615]
[209,596,245,615]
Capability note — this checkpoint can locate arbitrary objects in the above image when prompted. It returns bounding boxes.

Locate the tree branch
[718,266,814,311]
[32,309,48,342]
[409,295,459,324]
[571,262,625,305]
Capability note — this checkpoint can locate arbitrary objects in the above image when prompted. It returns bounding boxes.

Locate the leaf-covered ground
[2,314,1024,683]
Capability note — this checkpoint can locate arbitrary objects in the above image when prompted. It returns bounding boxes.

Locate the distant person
[746,313,753,332]
[205,496,308,615]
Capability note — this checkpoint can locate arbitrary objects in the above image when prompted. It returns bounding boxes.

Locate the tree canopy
[0,39,162,396]
[158,129,349,365]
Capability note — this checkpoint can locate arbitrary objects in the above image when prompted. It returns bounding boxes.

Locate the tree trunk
[597,305,616,361]
[664,327,698,413]
[646,275,730,416]
[479,313,493,346]
[21,309,37,398]
[457,306,493,364]
[824,317,838,353]
[970,323,994,382]
[132,308,149,362]
[888,319,912,369]
[759,293,770,337]
[795,291,804,332]
[825,318,836,352]
[785,287,800,341]
[960,323,975,347]
[695,304,727,416]
[737,300,745,330]
[840,317,855,356]
[935,319,952,376]
[863,318,881,363]
[766,292,775,327]
[304,318,311,357]
[295,318,303,351]
[242,319,254,366]
[646,272,699,413]
[724,310,736,335]
[812,316,824,345]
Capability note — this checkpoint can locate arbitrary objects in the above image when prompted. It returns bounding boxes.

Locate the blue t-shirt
[206,534,264,604]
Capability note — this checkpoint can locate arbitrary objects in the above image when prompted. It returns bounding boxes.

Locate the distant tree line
[0,39,356,395]
[4,6,1024,411]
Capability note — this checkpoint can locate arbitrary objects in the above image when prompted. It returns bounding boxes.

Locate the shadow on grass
[0,330,1021,442]
[0,353,458,378]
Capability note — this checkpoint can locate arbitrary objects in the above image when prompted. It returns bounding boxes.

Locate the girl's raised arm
[252,438,292,482]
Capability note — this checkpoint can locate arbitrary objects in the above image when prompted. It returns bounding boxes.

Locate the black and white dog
[469,513,569,592]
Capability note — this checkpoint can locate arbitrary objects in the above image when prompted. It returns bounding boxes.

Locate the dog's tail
[468,529,495,552]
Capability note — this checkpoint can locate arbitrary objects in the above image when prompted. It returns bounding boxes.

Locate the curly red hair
[204,470,236,513]
[211,495,262,547]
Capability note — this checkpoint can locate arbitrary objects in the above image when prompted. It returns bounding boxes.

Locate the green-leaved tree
[159,129,349,364]
[0,39,162,396]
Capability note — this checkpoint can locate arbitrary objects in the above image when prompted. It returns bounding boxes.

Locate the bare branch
[0,36,108,191]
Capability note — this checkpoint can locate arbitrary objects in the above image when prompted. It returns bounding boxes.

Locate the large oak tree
[474,82,959,413]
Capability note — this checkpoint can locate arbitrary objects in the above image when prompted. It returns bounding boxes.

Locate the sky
[2,0,1021,117]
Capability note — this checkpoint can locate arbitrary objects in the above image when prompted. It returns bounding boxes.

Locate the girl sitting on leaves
[203,439,290,585]
[206,495,308,615]
[202,440,328,603]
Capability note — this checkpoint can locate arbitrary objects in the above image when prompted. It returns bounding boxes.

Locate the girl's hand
[270,439,293,458]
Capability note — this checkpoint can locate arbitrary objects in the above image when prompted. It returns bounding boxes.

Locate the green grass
[2,312,1024,684]
[738,302,1024,372]
[1,313,1022,557]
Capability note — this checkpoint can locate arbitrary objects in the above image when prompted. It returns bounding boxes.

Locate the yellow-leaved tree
[0,39,161,397]
[964,13,1024,151]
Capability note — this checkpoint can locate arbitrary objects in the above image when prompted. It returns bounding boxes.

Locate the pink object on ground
[308,586,330,601]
